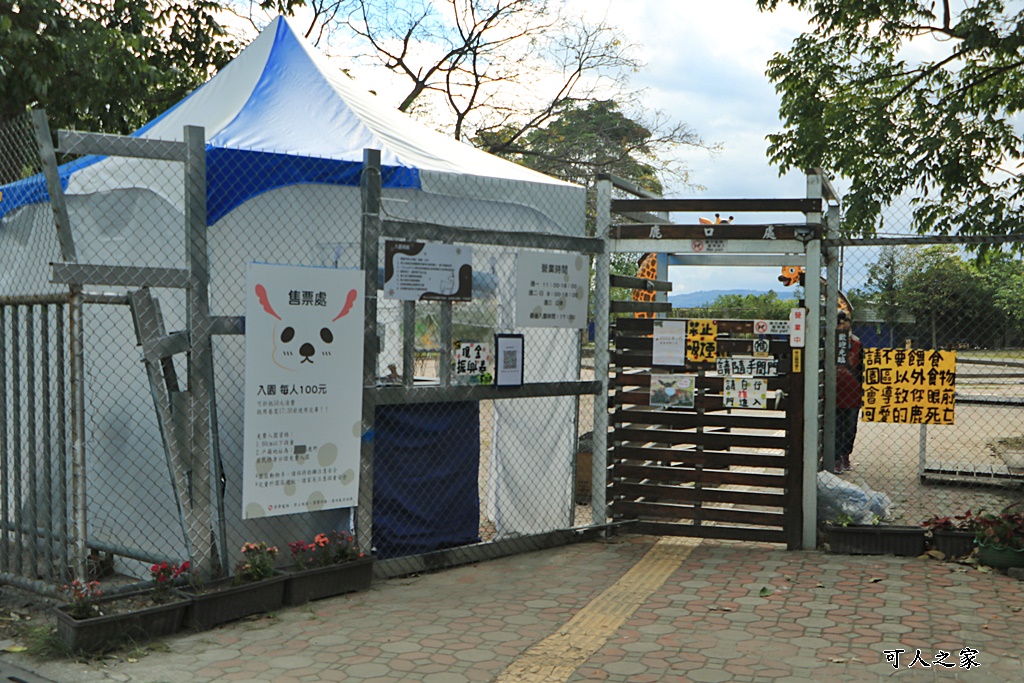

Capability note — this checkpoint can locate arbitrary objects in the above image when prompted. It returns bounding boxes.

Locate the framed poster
[242,263,365,519]
[495,334,525,387]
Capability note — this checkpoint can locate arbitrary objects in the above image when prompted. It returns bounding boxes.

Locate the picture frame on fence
[495,334,525,387]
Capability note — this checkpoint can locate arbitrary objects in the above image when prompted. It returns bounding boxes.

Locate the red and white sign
[754,319,790,336]
[789,308,806,348]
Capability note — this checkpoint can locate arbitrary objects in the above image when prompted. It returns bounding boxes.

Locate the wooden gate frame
[591,171,840,549]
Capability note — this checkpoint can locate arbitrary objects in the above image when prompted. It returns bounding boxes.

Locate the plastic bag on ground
[817,470,893,525]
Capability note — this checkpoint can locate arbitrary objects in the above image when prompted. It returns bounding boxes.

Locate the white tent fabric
[54,15,578,227]
[0,15,586,566]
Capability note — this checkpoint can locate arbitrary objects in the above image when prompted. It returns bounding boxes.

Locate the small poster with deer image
[243,263,365,519]
[649,374,696,409]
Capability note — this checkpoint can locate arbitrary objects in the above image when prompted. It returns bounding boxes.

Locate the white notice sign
[383,240,472,301]
[243,263,365,519]
[789,308,806,348]
[515,252,588,328]
[723,377,771,409]
[652,320,687,366]
[716,356,779,377]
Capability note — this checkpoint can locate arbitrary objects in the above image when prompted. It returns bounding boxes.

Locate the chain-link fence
[819,197,1024,535]
[0,111,605,594]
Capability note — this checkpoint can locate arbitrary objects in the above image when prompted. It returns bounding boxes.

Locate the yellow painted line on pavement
[493,536,701,683]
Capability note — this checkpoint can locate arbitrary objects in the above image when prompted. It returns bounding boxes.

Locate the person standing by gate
[835,310,863,473]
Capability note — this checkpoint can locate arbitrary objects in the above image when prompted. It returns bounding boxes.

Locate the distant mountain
[668,289,798,309]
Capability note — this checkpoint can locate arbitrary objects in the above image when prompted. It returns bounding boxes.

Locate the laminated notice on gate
[723,377,770,409]
[685,319,718,362]
[789,308,806,347]
[514,251,588,328]
[652,320,687,366]
[716,356,779,377]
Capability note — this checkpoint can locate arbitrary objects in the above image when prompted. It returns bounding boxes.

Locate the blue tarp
[1,150,420,227]
[206,148,418,224]
[0,156,96,219]
[372,402,481,559]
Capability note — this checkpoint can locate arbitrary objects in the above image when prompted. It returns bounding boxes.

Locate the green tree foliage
[859,245,1024,347]
[864,245,914,345]
[757,0,1024,241]
[674,291,797,321]
[476,99,676,194]
[0,1,238,135]
[477,99,706,236]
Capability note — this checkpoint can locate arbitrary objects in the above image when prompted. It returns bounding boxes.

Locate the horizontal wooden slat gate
[608,313,805,549]
[592,172,838,549]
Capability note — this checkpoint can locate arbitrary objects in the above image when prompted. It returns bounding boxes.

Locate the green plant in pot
[970,508,1024,569]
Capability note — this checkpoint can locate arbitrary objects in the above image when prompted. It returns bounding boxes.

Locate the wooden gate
[609,314,805,548]
[591,176,836,549]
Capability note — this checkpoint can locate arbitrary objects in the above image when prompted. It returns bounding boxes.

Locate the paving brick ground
[4,534,1023,683]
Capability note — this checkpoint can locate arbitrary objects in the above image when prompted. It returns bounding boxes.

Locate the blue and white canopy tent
[0,17,586,572]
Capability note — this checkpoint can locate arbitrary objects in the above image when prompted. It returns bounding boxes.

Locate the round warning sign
[690,240,705,252]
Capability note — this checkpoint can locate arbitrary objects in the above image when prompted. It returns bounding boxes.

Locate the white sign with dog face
[242,263,365,519]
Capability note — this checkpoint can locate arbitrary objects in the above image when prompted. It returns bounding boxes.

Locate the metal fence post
[69,290,87,580]
[802,173,824,549]
[591,177,612,527]
[822,204,841,472]
[183,125,221,577]
[359,149,382,556]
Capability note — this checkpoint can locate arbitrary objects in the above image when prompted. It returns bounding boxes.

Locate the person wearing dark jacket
[835,310,863,473]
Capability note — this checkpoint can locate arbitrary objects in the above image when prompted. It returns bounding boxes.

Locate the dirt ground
[0,583,59,650]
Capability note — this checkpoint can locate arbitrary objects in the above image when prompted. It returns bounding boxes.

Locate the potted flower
[54,563,191,653]
[282,531,373,606]
[180,542,287,631]
[825,514,927,557]
[971,509,1024,569]
[921,512,979,559]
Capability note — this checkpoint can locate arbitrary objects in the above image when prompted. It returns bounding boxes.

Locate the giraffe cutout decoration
[630,214,733,318]
[631,252,660,319]
[779,266,854,317]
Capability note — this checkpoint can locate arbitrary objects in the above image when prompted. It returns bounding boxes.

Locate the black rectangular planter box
[54,590,188,653]
[930,529,976,559]
[180,573,286,630]
[282,556,374,606]
[827,525,927,556]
